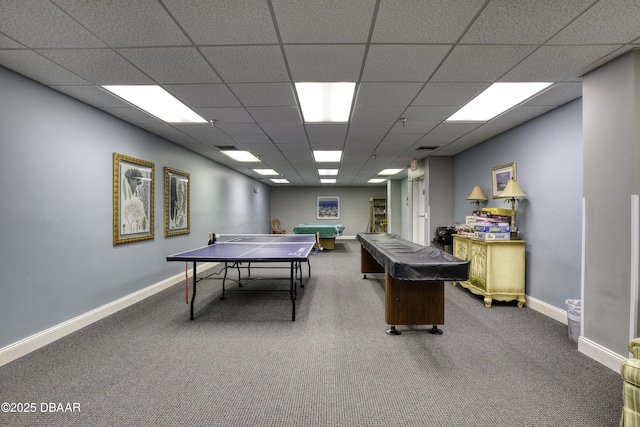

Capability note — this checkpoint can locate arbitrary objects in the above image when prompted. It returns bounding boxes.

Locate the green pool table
[293,223,345,250]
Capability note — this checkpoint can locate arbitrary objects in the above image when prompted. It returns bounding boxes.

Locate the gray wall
[583,51,640,355]
[0,66,270,348]
[426,156,454,241]
[270,186,387,237]
[454,100,584,309]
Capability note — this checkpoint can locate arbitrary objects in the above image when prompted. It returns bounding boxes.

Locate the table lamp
[500,179,526,233]
[466,185,487,212]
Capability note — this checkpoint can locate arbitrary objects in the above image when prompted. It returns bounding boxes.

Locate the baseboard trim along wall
[0,262,626,372]
[0,262,216,367]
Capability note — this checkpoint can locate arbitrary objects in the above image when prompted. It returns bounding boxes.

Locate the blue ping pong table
[166,234,317,321]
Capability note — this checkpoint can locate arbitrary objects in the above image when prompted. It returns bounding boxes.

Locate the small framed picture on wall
[317,196,340,219]
[491,162,516,198]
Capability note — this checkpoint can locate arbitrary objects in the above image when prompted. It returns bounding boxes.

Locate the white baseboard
[578,337,625,372]
[1,268,627,373]
[0,262,216,368]
[525,295,568,324]
[526,295,624,373]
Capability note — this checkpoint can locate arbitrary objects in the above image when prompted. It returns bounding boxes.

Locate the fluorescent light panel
[379,169,403,175]
[318,169,338,176]
[271,178,289,184]
[253,169,279,176]
[313,150,342,162]
[102,85,206,123]
[368,178,386,183]
[446,82,553,122]
[221,150,261,162]
[295,82,355,122]
[320,179,336,184]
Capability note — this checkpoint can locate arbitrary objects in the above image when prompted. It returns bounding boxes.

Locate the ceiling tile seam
[341,0,382,185]
[262,0,313,185]
[349,0,492,181]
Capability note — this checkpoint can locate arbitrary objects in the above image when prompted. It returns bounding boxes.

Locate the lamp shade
[500,179,526,198]
[466,185,487,201]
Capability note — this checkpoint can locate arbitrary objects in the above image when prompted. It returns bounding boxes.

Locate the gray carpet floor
[0,239,623,426]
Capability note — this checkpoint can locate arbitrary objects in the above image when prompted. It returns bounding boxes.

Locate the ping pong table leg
[290,262,296,321]
[190,261,197,320]
[220,262,228,300]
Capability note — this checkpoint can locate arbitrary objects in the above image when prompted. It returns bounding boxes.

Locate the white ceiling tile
[348,122,394,135]
[37,49,153,84]
[402,106,458,123]
[0,33,23,48]
[549,0,640,44]
[2,1,638,186]
[0,0,106,48]
[230,134,273,144]
[285,45,366,82]
[351,106,406,122]
[216,123,264,135]
[135,123,200,146]
[53,0,190,46]
[52,85,130,108]
[388,121,438,134]
[412,82,490,106]
[261,123,307,137]
[0,50,91,85]
[372,0,485,43]
[461,0,594,44]
[501,45,621,81]
[272,0,376,43]
[173,124,237,146]
[164,84,241,108]
[247,107,303,124]
[193,108,255,124]
[229,83,296,106]
[523,83,582,106]
[362,45,451,81]
[356,82,424,106]
[117,48,220,84]
[200,46,290,83]
[162,0,278,44]
[431,45,536,82]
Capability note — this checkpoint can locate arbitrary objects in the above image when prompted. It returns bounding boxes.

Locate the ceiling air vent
[417,146,438,151]
[215,146,237,151]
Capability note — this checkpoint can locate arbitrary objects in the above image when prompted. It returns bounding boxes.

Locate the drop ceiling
[1,0,639,186]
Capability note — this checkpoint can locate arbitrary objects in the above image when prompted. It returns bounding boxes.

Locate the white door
[410,177,426,244]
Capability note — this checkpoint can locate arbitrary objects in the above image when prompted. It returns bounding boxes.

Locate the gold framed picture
[113,152,154,245]
[164,167,190,237]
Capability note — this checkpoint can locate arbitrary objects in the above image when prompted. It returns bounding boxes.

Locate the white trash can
[565,299,581,343]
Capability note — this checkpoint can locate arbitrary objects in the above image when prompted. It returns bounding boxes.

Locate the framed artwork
[317,196,340,220]
[491,162,516,198]
[164,167,190,237]
[113,152,154,245]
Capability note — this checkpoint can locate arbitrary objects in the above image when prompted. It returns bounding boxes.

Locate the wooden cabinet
[452,235,526,307]
[369,197,386,232]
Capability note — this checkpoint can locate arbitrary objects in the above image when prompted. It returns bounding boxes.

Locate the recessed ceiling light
[270,178,289,184]
[221,150,261,162]
[379,169,403,175]
[102,85,206,123]
[253,169,279,175]
[295,82,355,122]
[368,178,386,183]
[320,179,336,184]
[446,82,553,122]
[313,150,343,162]
[318,169,339,176]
